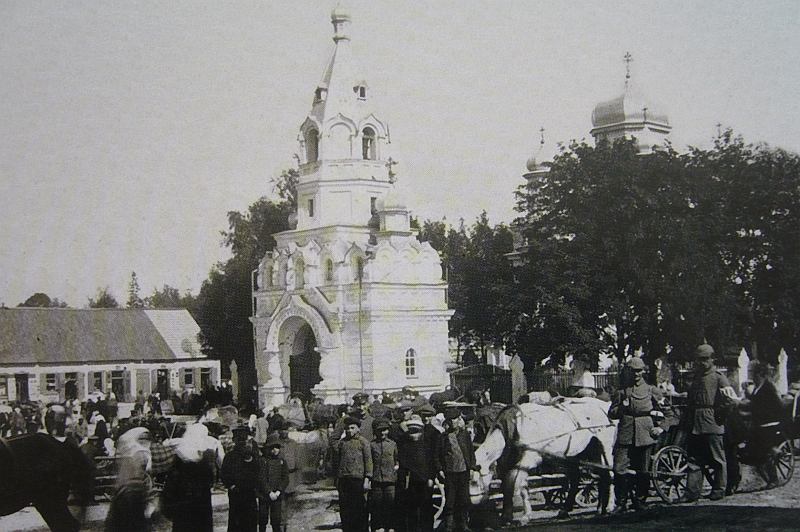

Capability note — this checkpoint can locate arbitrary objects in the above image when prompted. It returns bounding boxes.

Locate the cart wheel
[432,477,445,529]
[574,469,599,509]
[543,486,566,509]
[652,445,688,504]
[770,439,795,487]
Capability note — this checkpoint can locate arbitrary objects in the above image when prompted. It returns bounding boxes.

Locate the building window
[200,368,211,390]
[91,372,103,393]
[308,198,315,217]
[315,87,327,103]
[370,197,377,215]
[362,127,376,160]
[111,370,125,399]
[405,348,416,377]
[253,297,258,314]
[45,373,57,391]
[325,259,334,283]
[183,368,194,386]
[252,269,259,291]
[305,128,319,163]
[355,85,366,99]
[0,376,7,399]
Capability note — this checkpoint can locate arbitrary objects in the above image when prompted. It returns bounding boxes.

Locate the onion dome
[589,52,671,154]
[591,88,670,130]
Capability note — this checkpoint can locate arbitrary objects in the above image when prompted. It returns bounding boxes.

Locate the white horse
[471,397,617,522]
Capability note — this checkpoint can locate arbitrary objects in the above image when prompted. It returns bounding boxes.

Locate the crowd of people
[1,345,792,532]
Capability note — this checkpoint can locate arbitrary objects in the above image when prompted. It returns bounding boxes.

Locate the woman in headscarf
[105,427,154,532]
[163,423,225,532]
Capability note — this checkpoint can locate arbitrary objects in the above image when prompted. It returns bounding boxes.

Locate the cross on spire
[539,127,546,147]
[624,51,633,87]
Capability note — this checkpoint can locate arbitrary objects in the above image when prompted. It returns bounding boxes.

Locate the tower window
[252,269,259,291]
[325,259,334,283]
[314,87,327,103]
[362,127,376,160]
[354,85,367,99]
[405,348,416,377]
[308,198,315,218]
[265,265,273,287]
[354,256,365,282]
[305,128,319,163]
[370,197,377,215]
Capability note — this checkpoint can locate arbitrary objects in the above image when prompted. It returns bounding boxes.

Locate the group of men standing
[609,342,786,511]
[330,393,478,532]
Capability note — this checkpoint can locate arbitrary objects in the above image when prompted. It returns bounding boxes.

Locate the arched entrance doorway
[278,317,321,398]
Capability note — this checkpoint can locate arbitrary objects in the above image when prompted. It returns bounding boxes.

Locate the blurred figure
[748,361,784,488]
[277,425,301,531]
[163,423,225,532]
[105,427,154,532]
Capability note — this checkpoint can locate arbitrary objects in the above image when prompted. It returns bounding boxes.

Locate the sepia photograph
[1,1,799,530]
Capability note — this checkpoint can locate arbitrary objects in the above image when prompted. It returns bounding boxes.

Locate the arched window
[405,348,416,377]
[325,259,334,283]
[294,257,305,289]
[305,128,319,163]
[265,265,273,287]
[361,127,376,160]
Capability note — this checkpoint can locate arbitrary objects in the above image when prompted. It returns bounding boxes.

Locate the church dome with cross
[590,53,671,154]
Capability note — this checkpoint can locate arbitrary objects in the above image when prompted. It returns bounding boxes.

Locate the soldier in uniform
[608,357,663,512]
[681,343,738,501]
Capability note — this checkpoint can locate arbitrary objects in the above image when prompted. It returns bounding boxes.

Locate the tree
[193,169,297,404]
[127,271,144,308]
[512,132,800,368]
[18,293,69,308]
[144,285,196,309]
[88,286,119,309]
[418,214,516,362]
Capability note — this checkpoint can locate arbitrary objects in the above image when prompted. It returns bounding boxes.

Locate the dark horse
[0,433,95,532]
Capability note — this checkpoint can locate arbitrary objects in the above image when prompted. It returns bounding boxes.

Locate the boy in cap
[333,416,373,532]
[370,417,398,532]
[397,415,436,532]
[438,407,476,531]
[606,357,663,513]
[258,433,289,532]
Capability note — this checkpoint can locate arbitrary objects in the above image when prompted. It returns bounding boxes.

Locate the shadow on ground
[512,505,800,531]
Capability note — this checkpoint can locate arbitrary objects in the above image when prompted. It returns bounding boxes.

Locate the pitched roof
[0,308,205,366]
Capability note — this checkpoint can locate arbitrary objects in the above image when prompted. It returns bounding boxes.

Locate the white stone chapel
[252,7,453,408]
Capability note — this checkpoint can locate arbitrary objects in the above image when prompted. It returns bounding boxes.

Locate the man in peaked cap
[681,344,738,502]
[605,357,663,515]
[258,432,289,532]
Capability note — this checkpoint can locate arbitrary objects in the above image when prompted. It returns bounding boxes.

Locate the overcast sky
[1,1,798,307]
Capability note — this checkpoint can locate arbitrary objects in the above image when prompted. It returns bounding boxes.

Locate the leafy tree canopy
[88,286,120,309]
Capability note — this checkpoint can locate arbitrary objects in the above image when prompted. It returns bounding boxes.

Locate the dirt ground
[3,462,799,531]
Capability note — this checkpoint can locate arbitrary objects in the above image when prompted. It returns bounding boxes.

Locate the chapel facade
[251,8,453,407]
